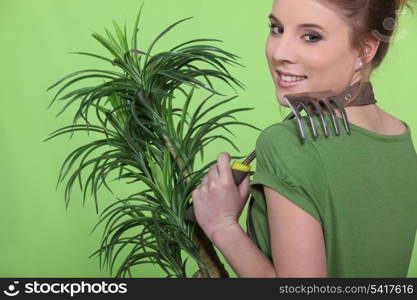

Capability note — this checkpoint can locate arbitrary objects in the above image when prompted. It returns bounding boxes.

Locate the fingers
[201,174,209,187]
[208,164,219,181]
[197,152,232,191]
[216,152,233,183]
[238,174,251,200]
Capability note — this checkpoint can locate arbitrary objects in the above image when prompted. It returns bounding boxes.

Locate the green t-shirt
[247,115,417,277]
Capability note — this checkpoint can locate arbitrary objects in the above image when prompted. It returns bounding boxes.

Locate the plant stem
[162,133,229,278]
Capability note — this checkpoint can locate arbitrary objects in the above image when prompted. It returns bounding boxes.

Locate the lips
[275,71,307,88]
[277,70,307,78]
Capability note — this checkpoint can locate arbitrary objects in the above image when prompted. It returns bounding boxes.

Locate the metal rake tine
[284,96,307,141]
[320,98,341,136]
[329,97,351,135]
[299,101,319,139]
[309,101,330,137]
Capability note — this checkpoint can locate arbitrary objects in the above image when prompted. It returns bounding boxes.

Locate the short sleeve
[250,120,327,225]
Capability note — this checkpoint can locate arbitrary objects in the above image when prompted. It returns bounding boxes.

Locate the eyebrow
[268,13,327,32]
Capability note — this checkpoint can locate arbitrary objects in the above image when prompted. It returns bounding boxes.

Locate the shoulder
[257,119,301,145]
[255,118,326,190]
[255,118,320,163]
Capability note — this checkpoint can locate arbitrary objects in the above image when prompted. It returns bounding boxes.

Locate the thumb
[238,174,251,200]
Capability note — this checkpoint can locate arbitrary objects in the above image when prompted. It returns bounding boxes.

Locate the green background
[1,0,416,278]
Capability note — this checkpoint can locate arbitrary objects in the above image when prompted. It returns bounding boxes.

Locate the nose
[268,33,297,64]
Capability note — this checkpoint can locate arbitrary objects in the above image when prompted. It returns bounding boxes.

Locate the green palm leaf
[46,3,260,278]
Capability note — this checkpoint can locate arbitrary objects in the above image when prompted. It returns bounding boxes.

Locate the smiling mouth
[277,71,308,82]
[276,71,307,88]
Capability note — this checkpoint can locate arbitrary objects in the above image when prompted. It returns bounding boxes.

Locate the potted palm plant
[45,3,260,278]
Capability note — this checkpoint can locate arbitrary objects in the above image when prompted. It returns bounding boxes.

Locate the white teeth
[280,74,306,82]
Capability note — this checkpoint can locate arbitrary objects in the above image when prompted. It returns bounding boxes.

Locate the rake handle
[186,163,251,222]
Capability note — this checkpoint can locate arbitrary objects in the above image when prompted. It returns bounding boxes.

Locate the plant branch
[162,133,229,277]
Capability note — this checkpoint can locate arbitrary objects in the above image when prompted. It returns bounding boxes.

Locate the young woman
[191,0,417,277]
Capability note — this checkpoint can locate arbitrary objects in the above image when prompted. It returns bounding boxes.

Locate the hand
[191,152,251,242]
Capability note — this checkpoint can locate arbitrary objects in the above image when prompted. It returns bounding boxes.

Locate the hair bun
[395,0,416,13]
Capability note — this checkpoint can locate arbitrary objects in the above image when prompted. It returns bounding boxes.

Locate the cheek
[302,48,335,75]
[302,46,353,82]
[265,39,274,66]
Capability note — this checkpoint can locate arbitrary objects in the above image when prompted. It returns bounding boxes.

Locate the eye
[268,22,323,43]
[303,33,322,43]
[268,22,283,35]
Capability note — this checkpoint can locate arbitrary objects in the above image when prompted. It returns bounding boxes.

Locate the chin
[279,100,289,107]
[276,94,289,107]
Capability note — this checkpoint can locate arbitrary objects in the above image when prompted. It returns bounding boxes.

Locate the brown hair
[317,0,416,106]
[317,0,415,70]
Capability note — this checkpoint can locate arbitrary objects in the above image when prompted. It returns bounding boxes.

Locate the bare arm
[264,186,327,277]
[211,222,277,278]
[192,152,278,277]
[211,185,327,277]
[193,152,326,277]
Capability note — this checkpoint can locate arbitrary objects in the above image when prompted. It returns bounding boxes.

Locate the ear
[357,35,380,68]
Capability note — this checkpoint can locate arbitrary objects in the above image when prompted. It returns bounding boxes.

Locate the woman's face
[265,0,362,107]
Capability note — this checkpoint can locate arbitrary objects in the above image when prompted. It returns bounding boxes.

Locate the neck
[332,104,406,135]
[334,104,383,125]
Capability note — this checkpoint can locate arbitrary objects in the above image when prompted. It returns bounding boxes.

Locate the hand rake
[186,81,376,221]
